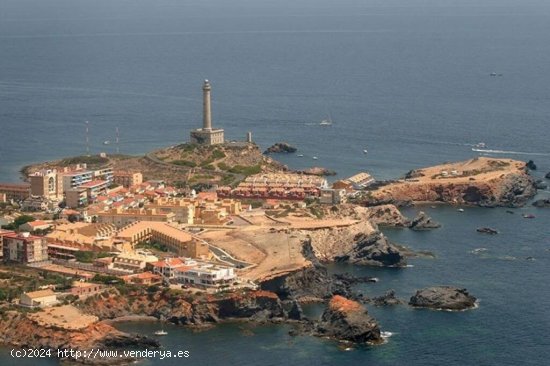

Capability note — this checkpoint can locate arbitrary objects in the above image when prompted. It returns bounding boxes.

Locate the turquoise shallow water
[0,0,549,365]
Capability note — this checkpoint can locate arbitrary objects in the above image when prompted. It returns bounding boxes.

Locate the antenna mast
[116,127,120,154]
[85,121,90,156]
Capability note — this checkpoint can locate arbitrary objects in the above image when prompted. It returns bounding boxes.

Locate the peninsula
[0,80,539,364]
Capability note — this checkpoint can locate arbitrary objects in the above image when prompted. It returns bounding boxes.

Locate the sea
[0,0,549,365]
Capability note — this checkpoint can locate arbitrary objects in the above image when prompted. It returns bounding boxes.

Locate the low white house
[175,262,236,288]
[20,289,58,308]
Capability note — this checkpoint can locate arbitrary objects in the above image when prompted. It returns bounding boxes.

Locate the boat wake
[472,148,550,156]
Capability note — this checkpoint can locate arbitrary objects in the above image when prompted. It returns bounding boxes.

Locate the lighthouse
[190,79,225,145]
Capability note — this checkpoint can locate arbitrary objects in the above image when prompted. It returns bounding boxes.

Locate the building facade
[0,183,31,201]
[20,289,58,308]
[113,171,143,188]
[29,169,63,200]
[2,232,48,263]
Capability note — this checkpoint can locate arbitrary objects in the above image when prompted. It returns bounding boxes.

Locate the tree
[1,215,35,230]
[68,214,79,223]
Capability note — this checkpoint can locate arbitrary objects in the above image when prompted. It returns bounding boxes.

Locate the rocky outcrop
[370,158,536,208]
[264,142,297,154]
[79,288,291,326]
[333,273,379,285]
[334,231,407,267]
[534,180,548,190]
[364,204,411,227]
[315,295,381,344]
[409,286,477,311]
[371,290,404,306]
[0,311,158,364]
[545,172,550,179]
[409,211,441,230]
[260,264,354,302]
[296,167,337,176]
[526,160,537,170]
[476,227,499,234]
[532,198,550,208]
[306,220,407,267]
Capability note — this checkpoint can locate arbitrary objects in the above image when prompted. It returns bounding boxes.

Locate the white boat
[473,142,487,148]
[103,140,111,145]
[363,149,368,154]
[312,156,318,160]
[297,154,304,157]
[320,113,333,126]
[457,208,465,212]
[154,330,168,336]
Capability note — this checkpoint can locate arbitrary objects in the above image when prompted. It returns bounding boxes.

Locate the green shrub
[211,149,226,159]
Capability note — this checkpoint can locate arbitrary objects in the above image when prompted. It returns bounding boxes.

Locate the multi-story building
[219,173,328,201]
[0,229,15,259]
[113,171,143,188]
[66,187,88,208]
[174,260,236,288]
[0,183,31,201]
[97,208,176,226]
[145,197,195,224]
[28,169,63,200]
[116,221,210,258]
[320,188,347,205]
[79,180,109,201]
[2,232,48,263]
[62,170,93,192]
[149,258,189,279]
[110,250,159,273]
[332,172,375,191]
[93,167,114,184]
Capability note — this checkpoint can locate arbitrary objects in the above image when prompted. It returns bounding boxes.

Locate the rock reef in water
[534,179,548,190]
[264,142,297,154]
[315,295,382,344]
[370,290,405,307]
[296,166,337,176]
[409,286,477,311]
[545,172,550,179]
[409,211,441,230]
[476,227,499,234]
[532,198,550,208]
[526,160,537,170]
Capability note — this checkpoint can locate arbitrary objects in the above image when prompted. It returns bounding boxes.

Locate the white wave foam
[472,148,550,156]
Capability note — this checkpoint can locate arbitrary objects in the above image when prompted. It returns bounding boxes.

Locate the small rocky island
[409,286,477,311]
[409,211,441,230]
[315,295,382,344]
[264,142,297,154]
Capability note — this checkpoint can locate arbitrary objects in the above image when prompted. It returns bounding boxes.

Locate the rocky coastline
[367,158,537,208]
[0,310,159,365]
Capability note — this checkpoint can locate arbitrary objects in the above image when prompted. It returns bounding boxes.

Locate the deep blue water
[0,0,549,365]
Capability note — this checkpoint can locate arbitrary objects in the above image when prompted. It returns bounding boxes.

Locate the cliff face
[305,220,406,267]
[0,311,158,363]
[79,289,288,326]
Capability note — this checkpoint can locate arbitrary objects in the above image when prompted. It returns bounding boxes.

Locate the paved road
[198,239,252,268]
